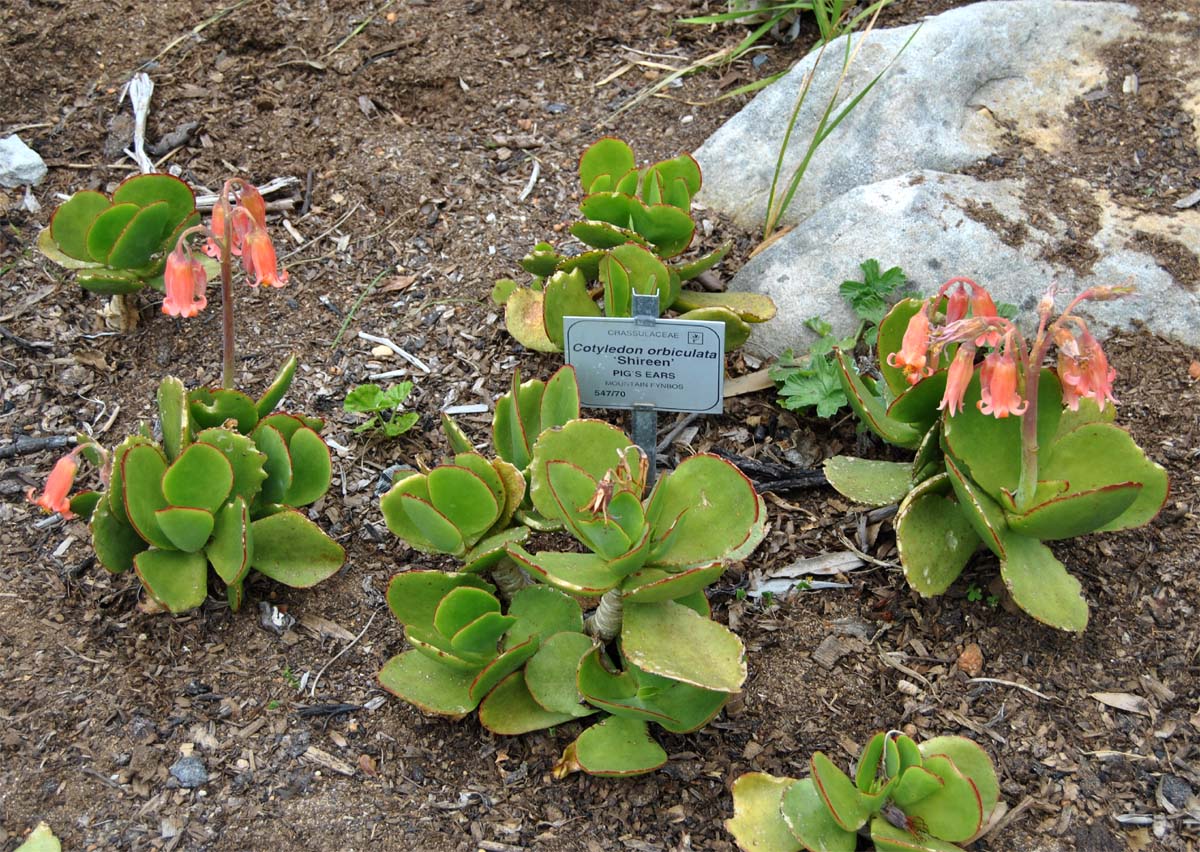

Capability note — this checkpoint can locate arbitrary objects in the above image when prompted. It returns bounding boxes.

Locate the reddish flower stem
[220,180,236,389]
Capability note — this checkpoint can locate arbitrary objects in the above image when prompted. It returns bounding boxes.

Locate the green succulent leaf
[157,376,190,461]
[207,497,253,587]
[580,138,636,194]
[895,474,980,597]
[870,817,967,852]
[621,600,745,692]
[76,267,146,294]
[195,428,268,505]
[85,202,140,263]
[189,388,260,434]
[111,173,197,225]
[505,287,559,353]
[999,532,1089,632]
[155,506,215,553]
[49,191,112,261]
[478,670,582,735]
[856,733,887,792]
[903,755,984,842]
[249,509,344,588]
[252,423,292,506]
[468,638,539,704]
[503,585,584,649]
[106,200,172,269]
[282,427,331,507]
[543,268,600,350]
[833,349,923,448]
[134,549,208,613]
[161,442,234,513]
[524,631,600,718]
[520,242,563,277]
[891,766,944,809]
[256,355,298,417]
[1006,482,1141,540]
[378,650,478,719]
[823,456,912,507]
[919,737,1000,820]
[107,435,154,525]
[560,716,667,777]
[781,777,859,851]
[529,420,634,522]
[630,201,695,258]
[726,773,805,852]
[506,545,624,597]
[620,564,725,604]
[671,289,777,324]
[122,444,173,549]
[811,751,869,831]
[90,495,148,574]
[385,571,494,631]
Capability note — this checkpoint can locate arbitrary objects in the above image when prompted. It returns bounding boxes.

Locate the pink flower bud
[939,346,975,416]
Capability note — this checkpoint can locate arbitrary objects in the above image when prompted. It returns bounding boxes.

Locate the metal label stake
[631,292,660,489]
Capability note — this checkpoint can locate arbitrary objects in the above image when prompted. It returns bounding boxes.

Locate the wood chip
[1173,188,1200,210]
[812,635,857,670]
[724,368,775,397]
[1090,691,1152,717]
[301,745,356,776]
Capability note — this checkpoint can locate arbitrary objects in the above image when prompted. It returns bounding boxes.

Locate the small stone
[957,642,984,677]
[897,679,921,696]
[370,344,393,359]
[544,102,569,114]
[170,755,208,788]
[0,135,47,188]
[1157,775,1192,812]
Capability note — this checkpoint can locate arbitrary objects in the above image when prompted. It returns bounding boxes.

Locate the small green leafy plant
[823,277,1168,631]
[37,173,202,294]
[496,138,776,354]
[377,366,768,777]
[344,382,419,438]
[727,730,1000,852]
[771,260,908,417]
[27,179,344,613]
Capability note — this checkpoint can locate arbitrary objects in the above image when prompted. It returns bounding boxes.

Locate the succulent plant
[727,731,1000,852]
[60,358,344,613]
[378,367,768,776]
[496,138,775,354]
[822,280,1168,631]
[37,174,202,294]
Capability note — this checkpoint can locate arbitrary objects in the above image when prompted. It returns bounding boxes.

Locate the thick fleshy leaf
[122,444,173,549]
[107,435,154,526]
[506,546,623,597]
[823,456,912,507]
[49,190,111,261]
[941,370,1062,499]
[645,454,762,568]
[157,376,190,461]
[621,564,725,603]
[134,549,207,613]
[571,219,647,250]
[943,456,1008,558]
[630,201,695,258]
[281,427,331,507]
[621,600,745,692]
[1041,422,1167,533]
[161,442,233,513]
[811,751,869,831]
[451,453,505,506]
[106,200,171,269]
[378,650,477,718]
[919,737,1000,820]
[257,412,308,445]
[558,716,667,777]
[675,306,750,351]
[577,648,672,724]
[189,388,260,433]
[540,365,581,429]
[600,244,672,315]
[891,766,944,808]
[904,755,984,842]
[886,370,948,433]
[256,355,297,417]
[1000,532,1088,631]
[870,817,966,852]
[524,630,598,717]
[434,586,501,638]
[451,612,516,659]
[249,510,344,588]
[111,172,196,226]
[503,585,584,649]
[726,773,805,852]
[68,490,101,521]
[385,571,493,630]
[468,638,539,704]
[441,413,475,455]
[520,242,563,276]
[856,733,887,793]
[579,138,636,193]
[505,287,558,353]
[1007,482,1141,540]
[426,464,500,544]
[90,495,148,574]
[834,349,923,449]
[461,527,530,574]
[479,671,583,735]
[529,420,634,522]
[251,423,292,506]
[543,268,600,349]
[600,659,728,734]
[86,202,139,262]
[558,249,606,280]
[895,474,980,597]
[76,267,146,294]
[194,428,268,504]
[155,506,215,553]
[390,493,465,555]
[780,777,858,852]
[207,497,253,586]
[671,289,777,323]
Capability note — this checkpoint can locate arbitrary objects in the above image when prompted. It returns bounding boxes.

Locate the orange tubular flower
[887,308,934,385]
[239,184,268,229]
[944,284,969,324]
[162,247,209,317]
[26,451,79,518]
[1080,329,1118,410]
[203,199,236,258]
[977,349,1027,418]
[940,346,975,416]
[242,228,289,288]
[969,283,1002,347]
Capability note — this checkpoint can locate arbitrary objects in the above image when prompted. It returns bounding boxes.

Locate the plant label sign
[563,315,725,414]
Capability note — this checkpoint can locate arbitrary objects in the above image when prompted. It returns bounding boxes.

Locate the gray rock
[727,171,1200,356]
[695,1,1139,230]
[0,135,47,188]
[169,755,208,788]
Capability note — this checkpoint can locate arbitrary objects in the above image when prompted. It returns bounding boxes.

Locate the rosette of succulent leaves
[821,290,1166,632]
[38,174,205,295]
[494,138,776,354]
[379,366,768,777]
[727,730,1001,852]
[70,357,345,613]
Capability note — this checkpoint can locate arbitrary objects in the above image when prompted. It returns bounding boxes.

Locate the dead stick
[0,435,72,460]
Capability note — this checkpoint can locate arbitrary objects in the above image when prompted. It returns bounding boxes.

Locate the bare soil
[2,1,1198,851]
